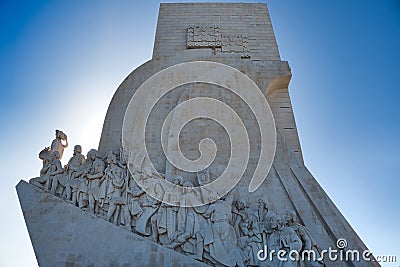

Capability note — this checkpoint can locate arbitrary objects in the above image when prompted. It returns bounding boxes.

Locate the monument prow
[17,180,208,267]
[18,3,379,266]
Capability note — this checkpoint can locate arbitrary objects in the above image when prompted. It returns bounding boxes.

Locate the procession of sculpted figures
[30,130,324,267]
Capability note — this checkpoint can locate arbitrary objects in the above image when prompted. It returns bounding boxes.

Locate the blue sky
[1,0,399,266]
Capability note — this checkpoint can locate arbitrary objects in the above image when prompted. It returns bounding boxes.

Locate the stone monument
[17,3,379,266]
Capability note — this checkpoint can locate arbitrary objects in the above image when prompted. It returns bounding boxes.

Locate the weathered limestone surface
[153,3,280,60]
[16,180,207,267]
[18,3,379,267]
[99,3,377,266]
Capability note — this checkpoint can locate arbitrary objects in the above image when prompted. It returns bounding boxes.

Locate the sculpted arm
[131,187,145,197]
[50,161,64,175]
[193,203,208,214]
[87,162,105,179]
[63,139,68,148]
[203,204,215,218]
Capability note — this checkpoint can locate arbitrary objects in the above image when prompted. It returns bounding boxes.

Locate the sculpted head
[74,145,82,155]
[107,153,117,165]
[257,199,268,211]
[242,218,252,228]
[39,147,51,161]
[208,192,219,203]
[182,181,194,193]
[87,149,98,161]
[173,175,184,186]
[235,200,246,210]
[269,213,283,230]
[284,210,296,225]
[55,129,67,141]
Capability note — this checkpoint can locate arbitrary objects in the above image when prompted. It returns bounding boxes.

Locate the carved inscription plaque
[187,25,250,58]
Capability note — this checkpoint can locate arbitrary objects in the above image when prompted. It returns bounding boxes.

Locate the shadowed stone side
[16,180,208,267]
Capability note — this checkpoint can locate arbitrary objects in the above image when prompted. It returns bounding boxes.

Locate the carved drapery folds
[29,131,323,267]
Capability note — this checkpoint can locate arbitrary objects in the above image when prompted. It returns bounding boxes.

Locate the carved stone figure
[134,173,163,236]
[197,169,210,185]
[195,193,245,267]
[232,199,248,240]
[151,175,184,244]
[29,133,328,267]
[165,182,207,254]
[30,151,63,192]
[123,171,145,231]
[85,149,105,214]
[75,150,95,209]
[248,199,271,250]
[50,170,67,196]
[63,145,86,204]
[284,210,323,267]
[238,219,263,266]
[51,145,85,198]
[38,147,51,174]
[50,129,68,160]
[266,213,302,267]
[103,154,126,224]
[30,147,52,189]
[256,199,269,225]
[28,134,327,267]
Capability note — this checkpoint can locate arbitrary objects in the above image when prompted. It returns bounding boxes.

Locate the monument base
[16,180,207,267]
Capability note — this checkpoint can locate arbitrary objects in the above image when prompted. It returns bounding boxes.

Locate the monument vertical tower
[18,3,378,266]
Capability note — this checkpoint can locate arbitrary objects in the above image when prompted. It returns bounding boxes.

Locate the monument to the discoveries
[17,3,379,267]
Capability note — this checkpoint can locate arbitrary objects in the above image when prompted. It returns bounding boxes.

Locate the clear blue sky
[1,0,399,266]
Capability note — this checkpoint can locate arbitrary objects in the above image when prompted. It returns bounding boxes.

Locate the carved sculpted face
[107,154,116,165]
[74,145,82,155]
[87,150,97,161]
[182,182,193,193]
[258,199,267,210]
[173,176,183,185]
[236,200,245,210]
[270,214,281,229]
[284,211,290,223]
[284,210,295,224]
